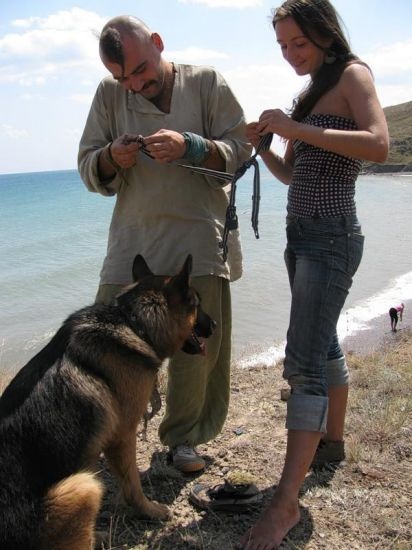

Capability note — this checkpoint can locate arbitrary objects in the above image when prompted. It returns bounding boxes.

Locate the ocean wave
[236,270,412,369]
[339,270,412,340]
[236,342,286,369]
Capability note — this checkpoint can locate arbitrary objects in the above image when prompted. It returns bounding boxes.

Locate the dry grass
[298,331,412,550]
[1,331,411,549]
[98,330,412,549]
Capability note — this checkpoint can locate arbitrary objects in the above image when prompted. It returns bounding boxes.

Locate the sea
[1,167,412,376]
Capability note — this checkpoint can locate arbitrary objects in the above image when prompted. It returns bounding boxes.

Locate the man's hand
[143,129,186,163]
[110,134,141,169]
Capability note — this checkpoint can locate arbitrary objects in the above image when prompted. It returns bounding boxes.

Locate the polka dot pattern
[288,114,362,217]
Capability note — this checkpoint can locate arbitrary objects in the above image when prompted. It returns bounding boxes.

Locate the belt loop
[345,216,353,242]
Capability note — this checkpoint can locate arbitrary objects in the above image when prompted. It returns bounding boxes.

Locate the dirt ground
[96,348,412,550]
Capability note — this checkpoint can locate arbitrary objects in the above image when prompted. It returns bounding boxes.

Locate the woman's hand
[245,122,262,150]
[257,109,299,140]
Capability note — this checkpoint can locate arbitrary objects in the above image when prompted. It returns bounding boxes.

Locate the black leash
[129,133,273,262]
[219,133,273,262]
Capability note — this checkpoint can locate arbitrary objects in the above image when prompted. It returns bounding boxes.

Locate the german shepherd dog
[0,255,215,550]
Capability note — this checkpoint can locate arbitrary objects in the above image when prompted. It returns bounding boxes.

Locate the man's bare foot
[239,492,300,549]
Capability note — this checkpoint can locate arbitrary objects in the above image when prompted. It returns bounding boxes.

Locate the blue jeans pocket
[347,232,364,275]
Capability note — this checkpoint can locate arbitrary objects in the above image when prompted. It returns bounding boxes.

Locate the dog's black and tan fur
[0,255,215,550]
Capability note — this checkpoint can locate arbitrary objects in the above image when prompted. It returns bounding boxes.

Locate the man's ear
[151,32,164,53]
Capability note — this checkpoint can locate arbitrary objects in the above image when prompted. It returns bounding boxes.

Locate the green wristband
[181,132,210,165]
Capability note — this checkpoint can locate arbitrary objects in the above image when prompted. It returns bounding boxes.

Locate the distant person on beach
[78,15,251,473]
[241,0,389,547]
[389,303,404,332]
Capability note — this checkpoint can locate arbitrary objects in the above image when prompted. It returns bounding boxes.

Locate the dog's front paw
[142,500,171,520]
[125,498,171,521]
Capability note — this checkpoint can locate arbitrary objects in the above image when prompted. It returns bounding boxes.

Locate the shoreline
[1,301,410,377]
[234,298,412,369]
[341,298,411,356]
[0,297,412,377]
[361,168,412,176]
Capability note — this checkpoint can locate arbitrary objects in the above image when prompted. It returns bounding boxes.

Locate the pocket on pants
[348,232,364,275]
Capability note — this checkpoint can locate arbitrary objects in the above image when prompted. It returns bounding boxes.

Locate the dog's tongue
[199,339,206,356]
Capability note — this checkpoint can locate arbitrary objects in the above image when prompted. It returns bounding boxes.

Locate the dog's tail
[40,471,103,550]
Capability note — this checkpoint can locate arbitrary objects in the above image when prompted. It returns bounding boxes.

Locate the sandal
[189,479,262,512]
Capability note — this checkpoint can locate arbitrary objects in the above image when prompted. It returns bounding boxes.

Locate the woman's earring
[324,49,337,64]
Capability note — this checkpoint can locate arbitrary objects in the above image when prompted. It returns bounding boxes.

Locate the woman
[242,1,389,548]
[389,303,404,332]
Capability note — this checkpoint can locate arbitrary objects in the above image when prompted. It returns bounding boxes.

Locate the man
[78,16,251,473]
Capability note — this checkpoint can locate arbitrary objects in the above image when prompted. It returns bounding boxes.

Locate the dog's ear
[132,255,154,281]
[181,254,193,277]
[174,254,192,290]
[165,255,192,304]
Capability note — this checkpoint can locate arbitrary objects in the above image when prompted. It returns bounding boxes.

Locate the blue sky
[1,0,411,174]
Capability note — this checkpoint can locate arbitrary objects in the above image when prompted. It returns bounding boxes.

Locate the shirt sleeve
[78,81,125,196]
[200,68,252,188]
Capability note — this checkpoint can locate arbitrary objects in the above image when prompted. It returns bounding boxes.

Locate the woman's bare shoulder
[340,62,374,87]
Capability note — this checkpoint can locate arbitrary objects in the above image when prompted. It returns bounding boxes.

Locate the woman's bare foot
[239,492,300,549]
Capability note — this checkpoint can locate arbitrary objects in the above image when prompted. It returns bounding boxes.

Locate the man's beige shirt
[78,64,251,284]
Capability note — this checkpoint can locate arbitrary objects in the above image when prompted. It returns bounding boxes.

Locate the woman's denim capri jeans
[283,214,364,433]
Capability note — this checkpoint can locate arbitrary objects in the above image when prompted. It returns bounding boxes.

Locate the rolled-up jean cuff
[286,393,328,433]
[327,356,349,386]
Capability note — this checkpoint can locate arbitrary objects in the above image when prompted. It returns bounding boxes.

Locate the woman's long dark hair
[273,0,364,121]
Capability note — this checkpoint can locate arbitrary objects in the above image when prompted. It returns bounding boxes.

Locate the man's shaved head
[99,16,152,70]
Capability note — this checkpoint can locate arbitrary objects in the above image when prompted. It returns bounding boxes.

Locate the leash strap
[131,133,273,262]
[174,163,233,182]
[133,135,234,182]
[219,133,272,262]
